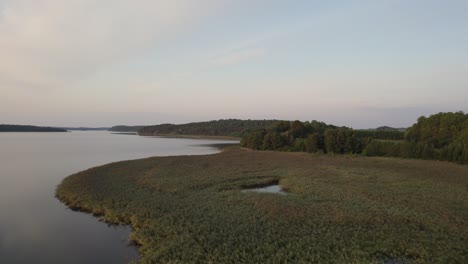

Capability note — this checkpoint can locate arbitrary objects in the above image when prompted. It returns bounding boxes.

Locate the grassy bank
[56,148,467,263]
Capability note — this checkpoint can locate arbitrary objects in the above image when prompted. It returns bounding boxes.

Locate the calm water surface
[0,131,236,263]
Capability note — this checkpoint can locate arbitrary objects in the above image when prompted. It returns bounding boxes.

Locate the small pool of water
[242,184,286,195]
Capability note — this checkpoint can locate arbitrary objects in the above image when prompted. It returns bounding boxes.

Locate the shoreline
[56,192,143,256]
[138,133,241,140]
[55,143,233,261]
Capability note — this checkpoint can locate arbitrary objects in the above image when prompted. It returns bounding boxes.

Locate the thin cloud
[0,0,224,90]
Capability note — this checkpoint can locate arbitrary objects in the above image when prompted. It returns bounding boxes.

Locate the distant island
[365,126,406,132]
[138,119,280,139]
[109,125,146,132]
[59,127,109,131]
[0,124,67,132]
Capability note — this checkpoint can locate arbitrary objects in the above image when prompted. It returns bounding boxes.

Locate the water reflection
[0,131,237,263]
[242,184,286,195]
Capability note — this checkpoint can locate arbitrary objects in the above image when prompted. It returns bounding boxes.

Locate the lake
[0,131,236,263]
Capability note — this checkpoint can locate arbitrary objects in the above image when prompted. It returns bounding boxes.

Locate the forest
[138,119,280,137]
[241,112,468,165]
[0,124,67,132]
[364,112,468,164]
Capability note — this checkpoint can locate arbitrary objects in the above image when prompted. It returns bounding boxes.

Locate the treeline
[364,112,468,164]
[138,119,280,137]
[0,124,67,132]
[370,126,406,132]
[241,112,468,165]
[353,130,404,140]
[363,140,468,164]
[109,125,145,132]
[241,120,402,153]
[405,112,468,148]
[241,120,334,151]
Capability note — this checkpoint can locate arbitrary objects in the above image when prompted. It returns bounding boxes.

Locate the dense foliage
[353,130,404,140]
[57,148,468,263]
[0,124,67,132]
[138,119,280,137]
[363,112,468,164]
[241,112,468,164]
[404,112,468,148]
[243,120,330,151]
[241,120,403,154]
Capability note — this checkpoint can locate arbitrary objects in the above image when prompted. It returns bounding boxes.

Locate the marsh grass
[56,148,468,263]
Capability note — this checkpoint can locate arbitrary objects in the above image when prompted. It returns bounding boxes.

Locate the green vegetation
[364,112,468,164]
[241,112,468,164]
[240,120,403,153]
[57,148,468,263]
[0,124,67,132]
[109,125,146,132]
[138,119,280,138]
[405,112,468,148]
[354,130,405,141]
[56,112,467,262]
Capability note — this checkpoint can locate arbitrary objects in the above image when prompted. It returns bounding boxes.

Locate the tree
[290,120,305,139]
[240,129,267,150]
[262,131,286,150]
[305,133,320,153]
[272,121,291,133]
[324,129,338,153]
[405,112,468,148]
[291,138,306,152]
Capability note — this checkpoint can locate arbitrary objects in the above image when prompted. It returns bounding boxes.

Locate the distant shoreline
[139,133,240,140]
[0,131,68,133]
[0,124,67,132]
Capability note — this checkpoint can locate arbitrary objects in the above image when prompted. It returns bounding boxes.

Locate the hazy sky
[0,0,467,128]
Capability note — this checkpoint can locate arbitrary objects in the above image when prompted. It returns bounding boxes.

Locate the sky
[0,0,467,128]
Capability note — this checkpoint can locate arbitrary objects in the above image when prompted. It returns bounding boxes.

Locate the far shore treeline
[134,111,467,164]
[0,124,67,132]
[240,112,468,165]
[138,119,280,137]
